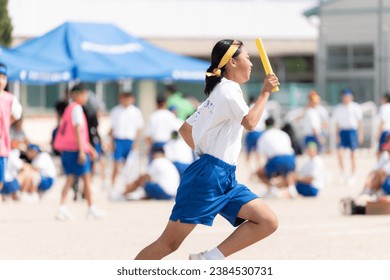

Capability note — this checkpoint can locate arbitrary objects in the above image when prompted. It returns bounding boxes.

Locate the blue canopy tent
[13,22,208,82]
[0,47,73,84]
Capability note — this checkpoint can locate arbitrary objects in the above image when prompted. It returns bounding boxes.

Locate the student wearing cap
[377,93,390,158]
[0,63,23,196]
[145,95,181,157]
[109,92,144,186]
[135,39,279,260]
[19,144,57,201]
[332,89,363,182]
[53,83,105,220]
[295,142,325,197]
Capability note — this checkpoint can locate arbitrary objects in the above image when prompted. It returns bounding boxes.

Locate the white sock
[203,248,225,260]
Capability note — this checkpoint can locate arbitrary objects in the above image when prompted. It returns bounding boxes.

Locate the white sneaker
[287,185,298,199]
[189,251,207,260]
[87,206,106,219]
[109,191,126,201]
[55,206,74,221]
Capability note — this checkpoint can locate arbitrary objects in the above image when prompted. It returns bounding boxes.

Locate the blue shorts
[61,151,91,176]
[296,182,319,197]
[38,176,55,192]
[145,182,173,200]
[304,135,322,153]
[0,157,6,184]
[114,139,133,162]
[382,177,390,195]
[0,179,20,195]
[265,155,296,178]
[378,131,389,151]
[94,142,103,160]
[170,154,258,227]
[173,161,190,178]
[339,129,358,150]
[245,131,263,153]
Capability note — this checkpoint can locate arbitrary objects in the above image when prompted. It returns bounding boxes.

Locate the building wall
[317,0,390,105]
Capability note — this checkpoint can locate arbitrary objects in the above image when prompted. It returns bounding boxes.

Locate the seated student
[20,144,57,200]
[255,117,297,198]
[295,142,325,197]
[0,146,24,201]
[360,140,390,196]
[114,147,180,200]
[163,131,194,178]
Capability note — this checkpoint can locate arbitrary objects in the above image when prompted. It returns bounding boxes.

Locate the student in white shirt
[109,92,144,186]
[332,89,363,181]
[118,147,180,200]
[20,144,57,201]
[255,117,297,198]
[135,39,279,261]
[302,92,325,152]
[145,95,181,156]
[0,147,23,201]
[377,93,390,156]
[295,142,325,197]
[164,131,194,178]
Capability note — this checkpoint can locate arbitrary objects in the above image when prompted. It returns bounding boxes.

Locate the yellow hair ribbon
[205,43,240,77]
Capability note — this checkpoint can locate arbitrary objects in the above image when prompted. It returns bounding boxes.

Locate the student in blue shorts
[135,39,279,260]
[332,89,363,182]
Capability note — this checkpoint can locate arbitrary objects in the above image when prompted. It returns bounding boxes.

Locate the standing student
[145,95,180,154]
[332,89,363,182]
[0,63,22,196]
[135,39,279,260]
[53,83,105,220]
[377,93,390,157]
[109,92,144,186]
[302,92,324,151]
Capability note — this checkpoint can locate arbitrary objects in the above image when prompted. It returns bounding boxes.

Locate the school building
[305,0,390,105]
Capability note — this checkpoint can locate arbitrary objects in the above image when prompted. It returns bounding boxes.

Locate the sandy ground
[1,150,390,260]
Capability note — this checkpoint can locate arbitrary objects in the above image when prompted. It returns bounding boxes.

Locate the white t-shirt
[110,104,144,139]
[11,96,22,120]
[298,155,325,189]
[71,104,84,126]
[146,109,181,142]
[257,128,294,158]
[32,152,57,178]
[378,103,390,131]
[332,102,362,130]
[186,78,249,165]
[164,137,194,164]
[375,151,390,175]
[5,149,23,181]
[303,107,322,136]
[316,104,329,123]
[148,157,180,196]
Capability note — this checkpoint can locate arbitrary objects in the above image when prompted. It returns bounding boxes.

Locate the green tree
[0,0,13,47]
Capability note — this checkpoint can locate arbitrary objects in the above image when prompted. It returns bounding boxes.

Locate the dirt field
[1,150,389,260]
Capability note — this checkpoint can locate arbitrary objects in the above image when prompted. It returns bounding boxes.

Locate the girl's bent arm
[179,122,195,150]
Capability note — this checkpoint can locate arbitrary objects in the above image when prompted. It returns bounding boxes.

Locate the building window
[327,46,348,70]
[327,44,374,71]
[352,45,374,69]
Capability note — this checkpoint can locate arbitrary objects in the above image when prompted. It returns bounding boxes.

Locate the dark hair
[204,39,243,96]
[265,117,275,127]
[383,93,390,103]
[166,84,178,93]
[156,95,167,106]
[71,83,87,94]
[120,91,134,98]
